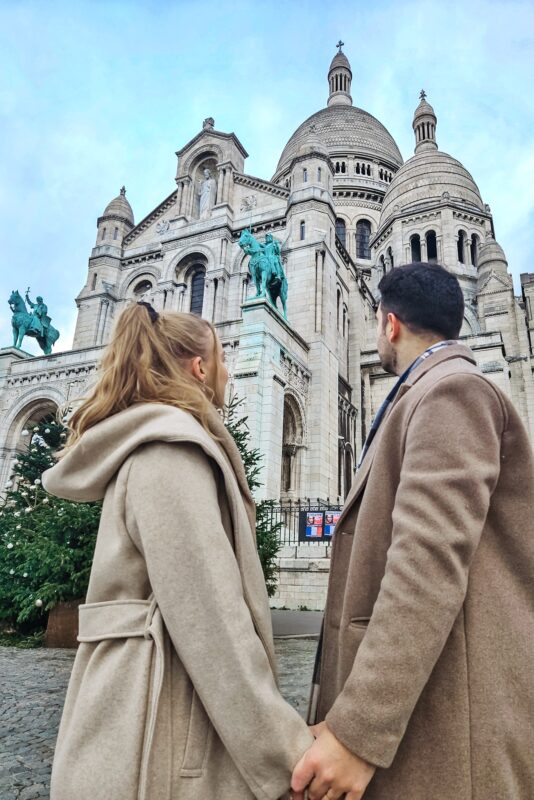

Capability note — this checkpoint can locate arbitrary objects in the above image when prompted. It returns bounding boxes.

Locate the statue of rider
[262,233,285,282]
[25,289,50,336]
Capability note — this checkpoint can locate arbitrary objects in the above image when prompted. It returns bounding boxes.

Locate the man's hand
[291,723,376,800]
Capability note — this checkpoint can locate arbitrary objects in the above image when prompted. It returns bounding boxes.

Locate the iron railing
[265,498,342,546]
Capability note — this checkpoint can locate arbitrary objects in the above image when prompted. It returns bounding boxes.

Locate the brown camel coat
[314,343,534,800]
[43,404,313,800]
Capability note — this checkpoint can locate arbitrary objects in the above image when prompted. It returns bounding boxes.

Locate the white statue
[199,168,216,219]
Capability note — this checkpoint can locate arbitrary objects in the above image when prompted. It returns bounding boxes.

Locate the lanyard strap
[357,340,455,468]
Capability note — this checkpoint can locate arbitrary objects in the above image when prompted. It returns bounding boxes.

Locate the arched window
[113,227,119,240]
[133,279,153,296]
[317,167,322,182]
[337,288,341,330]
[387,246,394,269]
[190,269,206,315]
[471,233,479,267]
[410,234,421,262]
[91,273,97,291]
[379,255,386,276]
[281,395,304,495]
[303,167,308,183]
[101,227,106,240]
[343,306,347,337]
[356,163,361,175]
[457,230,466,264]
[366,165,371,176]
[299,220,305,241]
[335,218,346,248]
[426,230,438,262]
[379,168,383,180]
[335,162,340,173]
[356,219,371,259]
[341,162,346,174]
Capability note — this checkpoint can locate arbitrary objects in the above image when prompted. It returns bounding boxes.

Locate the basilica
[1,47,533,606]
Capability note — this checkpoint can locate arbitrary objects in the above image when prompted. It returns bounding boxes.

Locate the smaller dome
[102,186,134,224]
[329,51,351,74]
[478,235,508,273]
[381,149,484,223]
[413,90,436,122]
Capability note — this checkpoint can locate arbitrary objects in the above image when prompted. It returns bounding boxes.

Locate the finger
[324,789,343,800]
[291,754,315,793]
[307,774,330,800]
[345,792,363,800]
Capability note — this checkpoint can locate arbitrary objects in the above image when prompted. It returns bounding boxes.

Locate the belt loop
[144,594,157,640]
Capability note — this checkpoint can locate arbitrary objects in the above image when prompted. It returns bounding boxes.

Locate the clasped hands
[291,722,375,800]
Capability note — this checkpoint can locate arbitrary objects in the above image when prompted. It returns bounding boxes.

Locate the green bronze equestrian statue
[8,289,60,355]
[238,229,288,319]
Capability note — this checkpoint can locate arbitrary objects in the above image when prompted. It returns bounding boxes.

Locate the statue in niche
[238,229,288,319]
[199,168,217,219]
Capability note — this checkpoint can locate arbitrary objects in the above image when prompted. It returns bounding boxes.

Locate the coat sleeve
[325,373,506,768]
[126,441,313,800]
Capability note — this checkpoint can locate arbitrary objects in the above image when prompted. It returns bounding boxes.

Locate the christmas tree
[0,416,100,634]
[224,394,281,596]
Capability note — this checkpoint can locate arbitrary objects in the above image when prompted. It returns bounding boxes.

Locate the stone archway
[1,395,61,493]
[280,393,305,498]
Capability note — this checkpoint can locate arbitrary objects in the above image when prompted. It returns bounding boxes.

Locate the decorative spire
[327,43,352,108]
[120,186,126,196]
[412,90,438,153]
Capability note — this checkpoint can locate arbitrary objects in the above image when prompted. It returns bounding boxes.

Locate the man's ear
[387,312,402,342]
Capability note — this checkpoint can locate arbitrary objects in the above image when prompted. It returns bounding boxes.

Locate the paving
[0,633,317,800]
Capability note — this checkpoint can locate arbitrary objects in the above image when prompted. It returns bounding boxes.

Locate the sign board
[298,509,342,542]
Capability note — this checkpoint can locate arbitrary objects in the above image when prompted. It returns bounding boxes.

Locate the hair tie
[137,300,159,323]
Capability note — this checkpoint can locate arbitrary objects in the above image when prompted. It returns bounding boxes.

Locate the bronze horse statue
[8,290,60,355]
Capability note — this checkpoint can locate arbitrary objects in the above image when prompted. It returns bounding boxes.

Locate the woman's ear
[190,356,206,383]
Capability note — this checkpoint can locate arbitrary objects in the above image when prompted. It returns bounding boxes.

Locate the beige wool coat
[43,404,313,800]
[314,343,534,800]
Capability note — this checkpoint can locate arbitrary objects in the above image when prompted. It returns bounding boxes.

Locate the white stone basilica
[2,45,534,522]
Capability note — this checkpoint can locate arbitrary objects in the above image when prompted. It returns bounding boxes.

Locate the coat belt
[78,597,166,800]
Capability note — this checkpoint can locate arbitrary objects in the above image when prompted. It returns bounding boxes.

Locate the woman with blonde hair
[43,302,312,800]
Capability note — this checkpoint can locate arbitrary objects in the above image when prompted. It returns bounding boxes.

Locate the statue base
[232,297,309,500]
[0,347,33,377]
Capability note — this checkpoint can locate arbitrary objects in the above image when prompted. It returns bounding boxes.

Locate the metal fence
[264,499,342,546]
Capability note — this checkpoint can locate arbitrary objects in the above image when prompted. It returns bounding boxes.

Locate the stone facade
[2,49,533,608]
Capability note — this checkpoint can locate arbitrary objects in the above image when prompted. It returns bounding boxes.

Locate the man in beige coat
[293,262,534,800]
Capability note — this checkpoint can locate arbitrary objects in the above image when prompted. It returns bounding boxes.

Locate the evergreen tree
[224,395,281,597]
[0,416,100,632]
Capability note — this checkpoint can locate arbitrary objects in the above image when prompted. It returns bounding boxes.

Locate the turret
[412,90,438,153]
[96,186,134,246]
[327,41,352,107]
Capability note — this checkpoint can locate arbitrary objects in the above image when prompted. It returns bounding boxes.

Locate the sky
[1,0,533,355]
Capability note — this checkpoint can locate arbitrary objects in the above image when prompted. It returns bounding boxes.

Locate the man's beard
[378,336,398,375]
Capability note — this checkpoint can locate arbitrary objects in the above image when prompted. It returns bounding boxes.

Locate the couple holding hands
[44,263,534,799]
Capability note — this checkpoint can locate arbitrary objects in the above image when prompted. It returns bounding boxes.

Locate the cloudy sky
[1,0,533,355]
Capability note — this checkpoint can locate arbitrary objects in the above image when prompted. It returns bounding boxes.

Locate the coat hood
[42,403,253,506]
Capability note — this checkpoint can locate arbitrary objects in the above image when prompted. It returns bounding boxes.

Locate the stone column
[465,237,472,266]
[203,278,216,321]
[420,237,427,262]
[176,182,184,214]
[223,167,233,204]
[216,168,225,205]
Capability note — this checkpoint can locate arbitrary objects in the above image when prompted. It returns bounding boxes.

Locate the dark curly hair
[378,262,464,340]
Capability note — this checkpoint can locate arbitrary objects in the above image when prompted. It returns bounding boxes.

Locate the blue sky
[1,0,533,355]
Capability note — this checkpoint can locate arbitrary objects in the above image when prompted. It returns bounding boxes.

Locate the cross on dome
[336,40,345,53]
[120,186,126,196]
[420,89,427,101]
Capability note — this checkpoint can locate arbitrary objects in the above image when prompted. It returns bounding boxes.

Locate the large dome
[380,149,484,224]
[274,105,403,179]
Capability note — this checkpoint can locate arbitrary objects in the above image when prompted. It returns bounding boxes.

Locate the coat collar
[341,343,476,516]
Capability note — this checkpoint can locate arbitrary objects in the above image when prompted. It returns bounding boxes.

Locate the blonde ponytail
[63,304,221,451]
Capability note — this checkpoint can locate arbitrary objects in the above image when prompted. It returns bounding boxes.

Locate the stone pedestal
[232,298,309,501]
